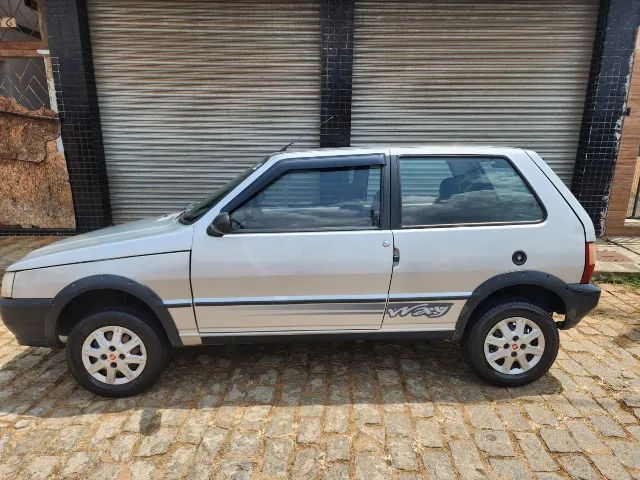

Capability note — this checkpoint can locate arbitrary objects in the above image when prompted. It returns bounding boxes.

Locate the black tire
[464,300,559,387]
[66,308,169,397]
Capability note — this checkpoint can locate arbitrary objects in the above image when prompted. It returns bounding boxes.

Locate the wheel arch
[47,274,183,347]
[454,271,571,340]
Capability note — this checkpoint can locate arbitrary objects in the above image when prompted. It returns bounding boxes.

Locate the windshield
[179,159,266,223]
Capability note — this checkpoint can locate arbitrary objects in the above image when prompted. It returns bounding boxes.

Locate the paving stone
[466,404,504,430]
[387,436,418,471]
[291,447,322,479]
[524,404,559,426]
[557,455,600,480]
[450,440,488,479]
[440,405,469,439]
[497,405,532,431]
[266,408,295,437]
[539,427,580,453]
[297,417,321,444]
[415,418,443,447]
[515,432,557,472]
[87,463,127,480]
[607,440,640,469]
[590,454,632,480]
[263,439,293,477]
[217,460,254,480]
[164,445,197,480]
[355,452,390,480]
[590,416,626,437]
[324,463,350,480]
[62,451,97,476]
[565,419,608,454]
[324,406,349,433]
[24,455,58,480]
[408,401,435,418]
[136,428,177,457]
[326,435,350,462]
[92,415,127,443]
[225,431,260,458]
[384,412,412,437]
[420,449,455,480]
[178,409,209,437]
[474,429,515,456]
[490,458,533,480]
[111,433,138,461]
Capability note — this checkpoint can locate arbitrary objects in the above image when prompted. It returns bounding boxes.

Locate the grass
[593,272,640,289]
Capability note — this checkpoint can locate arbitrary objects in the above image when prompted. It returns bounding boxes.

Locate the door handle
[393,247,400,266]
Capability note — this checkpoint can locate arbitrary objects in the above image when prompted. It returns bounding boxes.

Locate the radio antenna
[279,115,335,152]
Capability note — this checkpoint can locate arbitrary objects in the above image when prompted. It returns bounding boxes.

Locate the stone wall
[0,96,75,229]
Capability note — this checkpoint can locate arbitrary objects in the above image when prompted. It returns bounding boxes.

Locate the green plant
[592,272,640,289]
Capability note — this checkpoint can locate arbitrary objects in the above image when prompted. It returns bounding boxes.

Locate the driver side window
[230,165,382,231]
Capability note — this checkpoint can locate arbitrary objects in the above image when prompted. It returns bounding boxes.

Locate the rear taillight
[581,242,596,284]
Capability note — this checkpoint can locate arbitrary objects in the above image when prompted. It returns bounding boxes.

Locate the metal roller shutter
[351,0,599,184]
[87,0,321,223]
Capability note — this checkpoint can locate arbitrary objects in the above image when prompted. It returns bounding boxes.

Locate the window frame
[220,153,391,234]
[391,154,548,229]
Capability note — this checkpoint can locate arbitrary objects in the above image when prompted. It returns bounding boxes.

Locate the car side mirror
[207,212,232,237]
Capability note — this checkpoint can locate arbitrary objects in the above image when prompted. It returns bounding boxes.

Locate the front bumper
[0,298,55,347]
[558,283,601,330]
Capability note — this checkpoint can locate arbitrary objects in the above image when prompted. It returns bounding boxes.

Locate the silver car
[0,146,600,396]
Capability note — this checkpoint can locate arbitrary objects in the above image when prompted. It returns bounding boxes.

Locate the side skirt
[198,330,454,345]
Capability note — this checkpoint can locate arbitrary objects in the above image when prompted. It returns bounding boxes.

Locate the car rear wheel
[66,308,169,397]
[464,300,559,387]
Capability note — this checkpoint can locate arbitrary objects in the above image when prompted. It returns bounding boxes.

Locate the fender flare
[453,270,572,340]
[46,274,183,347]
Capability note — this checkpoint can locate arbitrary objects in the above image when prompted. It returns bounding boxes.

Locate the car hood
[8,213,194,272]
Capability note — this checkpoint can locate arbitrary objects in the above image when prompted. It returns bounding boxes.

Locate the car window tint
[230,165,382,231]
[399,156,544,226]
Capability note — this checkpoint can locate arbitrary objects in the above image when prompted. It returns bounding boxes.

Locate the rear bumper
[0,298,56,347]
[558,283,601,330]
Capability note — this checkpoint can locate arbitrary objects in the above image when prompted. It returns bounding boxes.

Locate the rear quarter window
[399,156,544,227]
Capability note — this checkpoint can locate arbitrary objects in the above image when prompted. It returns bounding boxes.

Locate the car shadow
[0,339,563,431]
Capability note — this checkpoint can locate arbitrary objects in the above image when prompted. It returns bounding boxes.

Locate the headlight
[1,272,15,298]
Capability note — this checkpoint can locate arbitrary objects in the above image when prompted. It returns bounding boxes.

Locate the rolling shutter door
[351,0,599,184]
[87,0,320,223]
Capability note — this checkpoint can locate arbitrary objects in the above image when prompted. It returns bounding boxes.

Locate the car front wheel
[66,308,169,397]
[464,300,559,387]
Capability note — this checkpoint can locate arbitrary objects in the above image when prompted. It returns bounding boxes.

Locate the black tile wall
[41,0,112,233]
[320,0,355,148]
[571,0,640,236]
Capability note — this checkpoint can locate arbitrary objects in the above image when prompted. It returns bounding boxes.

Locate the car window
[229,165,382,231]
[399,156,544,226]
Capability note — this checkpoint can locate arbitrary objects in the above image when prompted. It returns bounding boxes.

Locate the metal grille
[87,0,321,223]
[351,0,599,184]
[0,56,50,110]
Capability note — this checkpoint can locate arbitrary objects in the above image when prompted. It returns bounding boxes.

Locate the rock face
[0,96,75,229]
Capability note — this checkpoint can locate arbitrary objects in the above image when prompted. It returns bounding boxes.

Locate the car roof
[270,145,527,161]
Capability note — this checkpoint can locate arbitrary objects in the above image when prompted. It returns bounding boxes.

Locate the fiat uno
[0,147,600,396]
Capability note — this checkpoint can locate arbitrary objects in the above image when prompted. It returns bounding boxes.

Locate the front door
[191,153,394,334]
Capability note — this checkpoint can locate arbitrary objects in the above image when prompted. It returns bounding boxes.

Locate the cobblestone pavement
[0,283,638,479]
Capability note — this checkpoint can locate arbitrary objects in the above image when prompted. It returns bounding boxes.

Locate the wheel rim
[81,326,147,385]
[483,317,545,375]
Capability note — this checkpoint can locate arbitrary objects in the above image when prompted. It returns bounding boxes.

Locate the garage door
[88,0,320,223]
[351,0,599,184]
